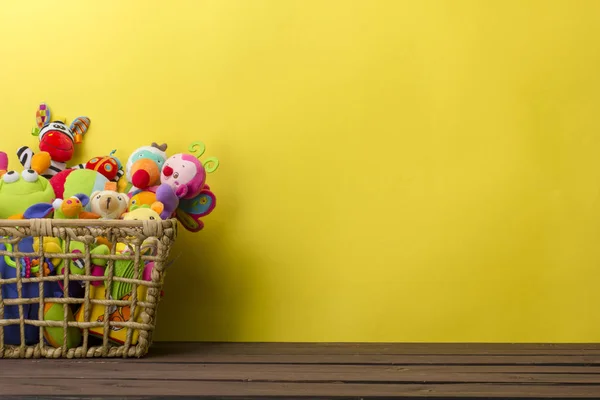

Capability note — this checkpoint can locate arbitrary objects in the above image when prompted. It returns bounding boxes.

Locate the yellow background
[1,0,600,342]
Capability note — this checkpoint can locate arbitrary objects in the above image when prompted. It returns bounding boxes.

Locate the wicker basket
[0,218,177,359]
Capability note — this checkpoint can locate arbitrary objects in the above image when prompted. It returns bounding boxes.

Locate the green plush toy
[0,169,55,219]
[63,169,110,209]
[43,302,82,349]
[59,240,110,275]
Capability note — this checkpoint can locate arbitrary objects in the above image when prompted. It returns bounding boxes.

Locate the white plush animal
[90,190,128,219]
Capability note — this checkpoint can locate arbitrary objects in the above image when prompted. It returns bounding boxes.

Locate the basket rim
[0,218,178,229]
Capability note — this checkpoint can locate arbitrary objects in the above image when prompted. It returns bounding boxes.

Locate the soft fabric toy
[0,237,62,345]
[90,188,128,219]
[0,151,7,177]
[16,103,90,179]
[121,202,164,221]
[32,237,62,268]
[86,150,124,182]
[126,143,168,192]
[23,194,101,220]
[128,189,157,211]
[174,185,217,232]
[0,169,56,219]
[59,240,110,288]
[155,141,219,226]
[50,168,109,202]
[43,302,82,349]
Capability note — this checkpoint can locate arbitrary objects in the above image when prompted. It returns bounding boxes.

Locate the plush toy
[126,143,168,192]
[128,189,157,211]
[155,141,219,228]
[33,237,62,268]
[90,187,129,219]
[23,194,101,220]
[0,151,8,178]
[121,202,164,221]
[58,240,110,288]
[0,237,62,345]
[160,153,207,199]
[174,185,217,232]
[50,168,109,202]
[86,150,124,182]
[43,302,82,349]
[0,169,56,219]
[16,103,90,180]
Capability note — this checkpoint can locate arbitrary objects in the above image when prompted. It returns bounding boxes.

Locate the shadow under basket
[0,218,178,359]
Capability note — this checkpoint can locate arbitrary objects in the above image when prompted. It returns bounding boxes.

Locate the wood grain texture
[1,343,600,398]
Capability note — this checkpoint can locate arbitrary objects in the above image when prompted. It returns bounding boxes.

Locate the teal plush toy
[0,169,55,219]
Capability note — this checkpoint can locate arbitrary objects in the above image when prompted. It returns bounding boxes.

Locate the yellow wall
[1,0,600,342]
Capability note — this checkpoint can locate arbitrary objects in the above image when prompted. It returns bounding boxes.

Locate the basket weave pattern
[0,218,177,358]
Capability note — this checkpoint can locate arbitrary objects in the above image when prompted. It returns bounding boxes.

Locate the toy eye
[117,196,122,201]
[131,199,137,204]
[3,171,19,183]
[96,195,101,200]
[149,216,155,220]
[173,172,179,179]
[21,169,39,182]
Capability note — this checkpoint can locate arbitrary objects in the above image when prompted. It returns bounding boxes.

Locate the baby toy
[174,185,217,232]
[128,190,157,211]
[43,302,82,349]
[85,150,125,182]
[0,169,56,219]
[50,168,109,202]
[90,186,129,219]
[122,202,164,221]
[0,151,8,177]
[155,141,219,230]
[126,143,168,192]
[23,194,100,220]
[16,103,90,179]
[0,236,62,345]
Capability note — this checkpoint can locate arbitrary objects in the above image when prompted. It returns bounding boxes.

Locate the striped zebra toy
[16,103,90,180]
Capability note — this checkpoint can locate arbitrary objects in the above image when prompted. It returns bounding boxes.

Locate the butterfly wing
[175,189,216,232]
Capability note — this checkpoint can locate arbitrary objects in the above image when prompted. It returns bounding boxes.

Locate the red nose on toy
[163,166,173,177]
[132,170,150,189]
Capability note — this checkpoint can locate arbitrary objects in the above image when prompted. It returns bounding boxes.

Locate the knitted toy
[16,103,90,180]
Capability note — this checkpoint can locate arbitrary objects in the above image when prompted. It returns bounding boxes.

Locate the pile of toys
[0,103,219,348]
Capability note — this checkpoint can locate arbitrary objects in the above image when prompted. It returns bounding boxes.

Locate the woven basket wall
[0,218,177,359]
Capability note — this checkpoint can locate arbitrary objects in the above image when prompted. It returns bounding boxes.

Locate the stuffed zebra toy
[17,103,90,180]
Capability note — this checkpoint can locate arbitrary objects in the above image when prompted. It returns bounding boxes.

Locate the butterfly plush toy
[155,141,218,232]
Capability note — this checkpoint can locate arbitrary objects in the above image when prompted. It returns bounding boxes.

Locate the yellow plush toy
[33,237,62,268]
[121,201,163,221]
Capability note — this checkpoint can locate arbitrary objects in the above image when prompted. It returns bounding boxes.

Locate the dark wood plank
[2,361,600,384]
[1,379,600,397]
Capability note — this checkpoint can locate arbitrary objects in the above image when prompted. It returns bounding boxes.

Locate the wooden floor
[1,343,600,398]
